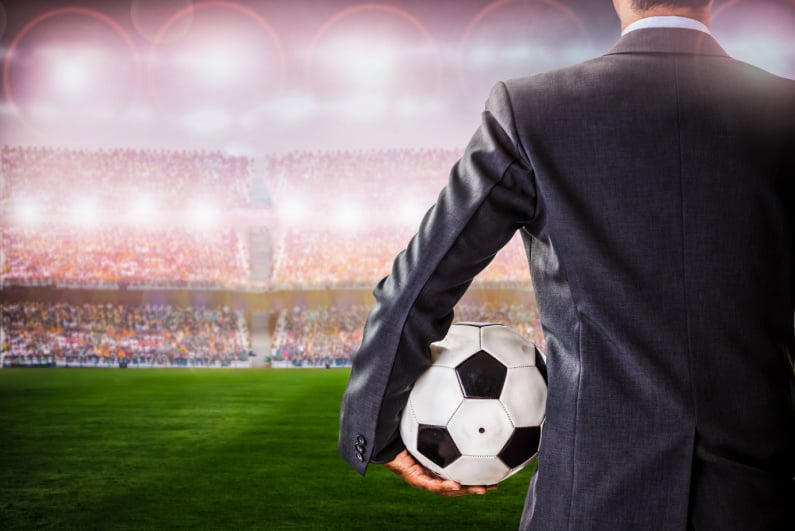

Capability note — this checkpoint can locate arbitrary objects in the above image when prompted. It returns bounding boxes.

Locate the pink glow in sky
[0,0,792,153]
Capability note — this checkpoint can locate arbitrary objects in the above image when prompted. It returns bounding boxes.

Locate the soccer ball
[400,322,547,486]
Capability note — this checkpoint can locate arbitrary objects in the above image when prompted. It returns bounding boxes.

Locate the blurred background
[1,0,793,152]
[1,0,794,367]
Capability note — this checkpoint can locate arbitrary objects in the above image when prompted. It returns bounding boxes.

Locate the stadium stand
[268,148,459,211]
[2,225,250,289]
[1,145,252,210]
[272,226,411,288]
[0,145,542,368]
[271,227,529,289]
[1,302,252,368]
[269,302,544,368]
[271,305,367,367]
[1,146,532,290]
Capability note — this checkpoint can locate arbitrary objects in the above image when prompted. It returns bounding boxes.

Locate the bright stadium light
[128,196,157,226]
[347,43,396,84]
[173,40,257,89]
[52,56,92,95]
[319,38,396,89]
[280,197,309,225]
[47,50,100,97]
[334,202,365,230]
[188,201,220,229]
[72,198,101,227]
[14,201,40,226]
[202,46,248,87]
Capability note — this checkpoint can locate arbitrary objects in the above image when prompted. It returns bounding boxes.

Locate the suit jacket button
[355,451,364,462]
[355,443,364,453]
[356,435,366,446]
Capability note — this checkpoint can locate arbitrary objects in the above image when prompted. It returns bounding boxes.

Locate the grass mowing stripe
[0,370,532,529]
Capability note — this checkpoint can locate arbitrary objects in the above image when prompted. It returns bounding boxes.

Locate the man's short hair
[632,0,711,9]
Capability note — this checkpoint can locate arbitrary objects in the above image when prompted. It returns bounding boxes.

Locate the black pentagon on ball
[417,425,461,468]
[498,426,542,469]
[455,350,507,399]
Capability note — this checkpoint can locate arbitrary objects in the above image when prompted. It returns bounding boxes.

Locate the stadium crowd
[268,148,530,288]
[268,148,459,211]
[2,145,541,369]
[1,145,252,210]
[272,227,412,288]
[1,145,534,289]
[270,302,544,367]
[2,226,249,289]
[2,300,542,368]
[271,305,367,367]
[1,302,251,368]
[272,228,530,289]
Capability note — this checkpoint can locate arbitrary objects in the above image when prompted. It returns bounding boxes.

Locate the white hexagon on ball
[409,366,463,426]
[501,366,547,427]
[480,324,538,368]
[447,399,514,456]
[430,323,483,368]
[443,456,510,486]
[399,400,419,453]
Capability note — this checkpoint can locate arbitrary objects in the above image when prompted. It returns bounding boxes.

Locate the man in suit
[338,0,795,528]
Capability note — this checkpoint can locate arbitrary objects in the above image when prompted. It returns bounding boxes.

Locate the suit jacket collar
[605,28,728,58]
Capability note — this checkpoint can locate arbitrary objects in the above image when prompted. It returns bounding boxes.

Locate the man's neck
[620,7,711,33]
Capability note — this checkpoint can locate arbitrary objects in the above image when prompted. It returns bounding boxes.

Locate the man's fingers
[385,450,498,497]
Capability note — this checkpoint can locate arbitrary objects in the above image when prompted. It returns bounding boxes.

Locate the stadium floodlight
[279,197,309,226]
[52,57,92,96]
[42,45,111,100]
[173,39,255,90]
[128,196,157,226]
[14,201,40,226]
[316,38,396,90]
[334,202,364,230]
[188,201,220,229]
[71,198,101,227]
[346,42,396,86]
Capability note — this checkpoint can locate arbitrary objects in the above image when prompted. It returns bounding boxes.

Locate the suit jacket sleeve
[338,82,539,474]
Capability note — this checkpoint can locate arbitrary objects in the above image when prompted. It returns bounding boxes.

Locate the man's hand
[384,450,498,497]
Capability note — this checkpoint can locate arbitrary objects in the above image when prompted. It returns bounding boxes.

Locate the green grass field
[0,369,534,529]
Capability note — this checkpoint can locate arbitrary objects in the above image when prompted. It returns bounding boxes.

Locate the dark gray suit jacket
[339,28,795,530]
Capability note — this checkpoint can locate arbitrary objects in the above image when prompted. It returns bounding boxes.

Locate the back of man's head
[633,0,711,9]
